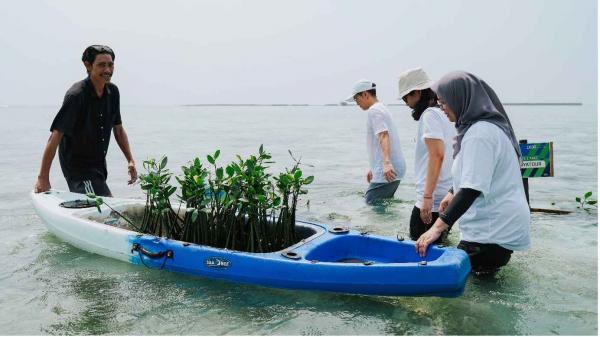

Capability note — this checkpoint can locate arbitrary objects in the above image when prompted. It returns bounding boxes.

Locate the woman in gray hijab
[415,71,531,275]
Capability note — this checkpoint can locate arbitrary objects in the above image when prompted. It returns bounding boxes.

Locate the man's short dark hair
[366,89,377,97]
[82,45,115,64]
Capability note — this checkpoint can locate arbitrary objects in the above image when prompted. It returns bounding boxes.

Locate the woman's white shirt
[414,107,456,210]
[452,121,531,251]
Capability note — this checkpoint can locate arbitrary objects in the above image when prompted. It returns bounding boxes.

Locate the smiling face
[85,53,114,84]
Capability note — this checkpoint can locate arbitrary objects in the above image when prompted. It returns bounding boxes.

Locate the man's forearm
[378,131,392,163]
[114,127,134,162]
[38,131,62,178]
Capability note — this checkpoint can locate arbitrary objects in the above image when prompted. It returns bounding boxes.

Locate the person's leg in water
[365,180,400,205]
[457,240,513,275]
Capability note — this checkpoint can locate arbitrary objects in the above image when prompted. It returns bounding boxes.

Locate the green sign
[519,142,554,178]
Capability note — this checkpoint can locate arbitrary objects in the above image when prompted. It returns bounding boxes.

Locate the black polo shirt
[50,77,122,180]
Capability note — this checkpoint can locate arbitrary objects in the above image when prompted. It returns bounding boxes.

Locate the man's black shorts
[65,174,112,197]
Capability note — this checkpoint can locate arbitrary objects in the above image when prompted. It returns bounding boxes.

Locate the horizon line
[180,102,584,107]
[0,102,585,108]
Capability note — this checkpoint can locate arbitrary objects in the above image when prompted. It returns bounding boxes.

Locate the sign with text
[520,142,554,178]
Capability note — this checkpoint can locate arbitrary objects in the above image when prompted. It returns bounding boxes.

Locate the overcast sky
[0,0,597,106]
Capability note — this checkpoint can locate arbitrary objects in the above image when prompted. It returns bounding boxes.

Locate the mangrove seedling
[139,156,183,238]
[576,191,597,210]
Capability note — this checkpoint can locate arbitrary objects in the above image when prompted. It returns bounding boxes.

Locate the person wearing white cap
[397,68,456,242]
[345,79,406,204]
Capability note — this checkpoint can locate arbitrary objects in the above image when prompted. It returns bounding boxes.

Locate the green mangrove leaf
[168,186,177,197]
[576,197,582,202]
[304,176,314,185]
[207,155,215,165]
[94,197,103,213]
[587,200,597,205]
[214,150,221,160]
[160,156,168,170]
[191,209,199,222]
[226,166,235,177]
[216,167,224,180]
[294,170,303,180]
[585,191,593,199]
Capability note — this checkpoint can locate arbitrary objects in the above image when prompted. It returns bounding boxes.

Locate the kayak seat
[305,235,443,264]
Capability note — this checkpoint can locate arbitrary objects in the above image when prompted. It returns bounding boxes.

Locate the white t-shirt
[366,102,406,183]
[414,107,456,210]
[452,121,531,251]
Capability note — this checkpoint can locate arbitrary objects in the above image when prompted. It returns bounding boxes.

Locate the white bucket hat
[397,67,434,100]
[344,79,377,102]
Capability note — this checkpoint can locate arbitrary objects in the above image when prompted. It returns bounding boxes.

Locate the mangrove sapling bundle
[176,146,314,253]
[139,157,183,239]
[177,157,211,245]
[273,155,314,250]
[235,146,275,253]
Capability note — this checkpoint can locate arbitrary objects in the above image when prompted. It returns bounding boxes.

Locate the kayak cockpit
[304,234,443,264]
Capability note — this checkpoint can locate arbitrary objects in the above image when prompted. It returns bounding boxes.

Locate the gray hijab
[432,71,521,159]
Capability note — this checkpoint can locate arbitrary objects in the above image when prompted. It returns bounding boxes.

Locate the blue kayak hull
[32,190,471,297]
[129,221,470,297]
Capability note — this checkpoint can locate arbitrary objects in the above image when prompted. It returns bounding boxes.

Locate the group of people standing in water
[32,44,530,276]
[346,68,530,274]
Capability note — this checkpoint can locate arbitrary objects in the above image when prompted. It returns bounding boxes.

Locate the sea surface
[0,104,597,335]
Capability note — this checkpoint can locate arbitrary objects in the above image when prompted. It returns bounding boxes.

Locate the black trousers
[409,206,442,241]
[458,240,513,274]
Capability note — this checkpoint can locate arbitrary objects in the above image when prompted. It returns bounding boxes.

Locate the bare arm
[423,138,445,198]
[419,138,445,223]
[34,130,63,193]
[377,131,396,182]
[113,124,137,184]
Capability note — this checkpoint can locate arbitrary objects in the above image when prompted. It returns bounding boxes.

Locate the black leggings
[458,240,513,274]
[409,206,444,242]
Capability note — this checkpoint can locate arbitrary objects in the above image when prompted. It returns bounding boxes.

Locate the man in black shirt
[34,45,137,197]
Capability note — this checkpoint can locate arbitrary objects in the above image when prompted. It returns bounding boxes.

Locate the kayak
[30,190,471,297]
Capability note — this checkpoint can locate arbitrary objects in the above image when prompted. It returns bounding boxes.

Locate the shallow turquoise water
[0,105,597,335]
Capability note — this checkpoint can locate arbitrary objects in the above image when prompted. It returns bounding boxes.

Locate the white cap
[397,67,433,99]
[344,79,376,102]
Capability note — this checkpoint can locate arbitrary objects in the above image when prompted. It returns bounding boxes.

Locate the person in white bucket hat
[397,67,456,242]
[345,79,406,204]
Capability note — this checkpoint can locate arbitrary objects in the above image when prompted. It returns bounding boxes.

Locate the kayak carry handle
[131,243,174,259]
